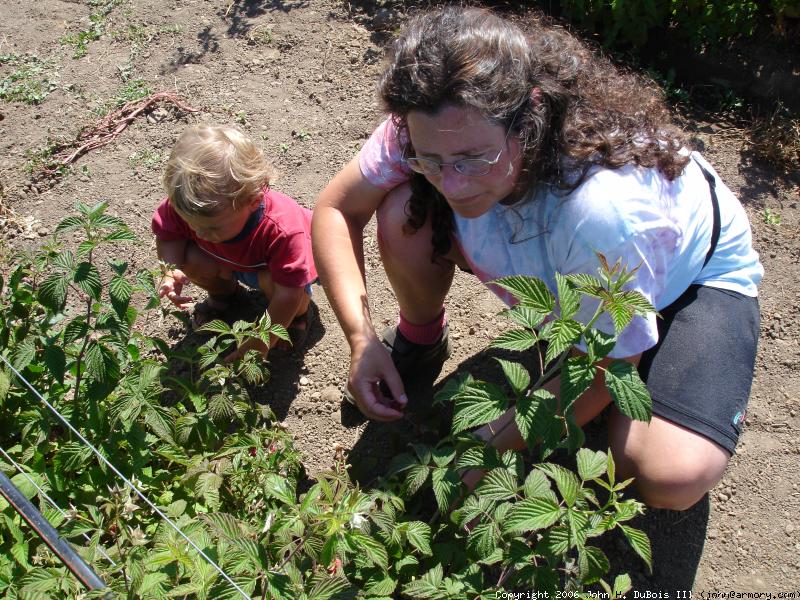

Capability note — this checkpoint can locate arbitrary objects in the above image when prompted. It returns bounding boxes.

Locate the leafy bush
[557,0,796,48]
[1,205,655,598]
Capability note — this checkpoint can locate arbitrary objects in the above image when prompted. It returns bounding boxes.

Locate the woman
[312,7,762,510]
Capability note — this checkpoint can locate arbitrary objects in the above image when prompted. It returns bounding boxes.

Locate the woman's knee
[610,414,730,511]
[376,184,427,260]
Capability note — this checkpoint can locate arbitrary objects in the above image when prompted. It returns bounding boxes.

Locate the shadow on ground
[343,343,708,591]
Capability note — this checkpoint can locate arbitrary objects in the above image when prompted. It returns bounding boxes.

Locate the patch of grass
[128,148,161,169]
[24,140,67,177]
[0,54,58,104]
[763,207,782,226]
[110,77,151,109]
[60,0,124,59]
[747,104,800,174]
[292,129,311,141]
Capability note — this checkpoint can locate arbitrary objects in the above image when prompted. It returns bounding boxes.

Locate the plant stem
[72,293,93,406]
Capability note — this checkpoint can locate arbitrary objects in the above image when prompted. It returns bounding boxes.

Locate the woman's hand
[348,335,408,421]
[158,269,194,310]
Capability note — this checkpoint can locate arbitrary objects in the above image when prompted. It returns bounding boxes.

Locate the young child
[152,124,317,360]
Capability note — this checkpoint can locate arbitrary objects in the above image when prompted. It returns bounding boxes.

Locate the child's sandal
[282,301,318,350]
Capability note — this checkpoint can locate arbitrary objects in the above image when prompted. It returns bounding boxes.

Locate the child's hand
[223,338,269,363]
[159,269,194,310]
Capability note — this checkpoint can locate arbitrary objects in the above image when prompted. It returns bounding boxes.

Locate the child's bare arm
[155,238,193,309]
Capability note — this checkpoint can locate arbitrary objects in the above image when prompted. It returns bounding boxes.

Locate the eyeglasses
[404,120,516,177]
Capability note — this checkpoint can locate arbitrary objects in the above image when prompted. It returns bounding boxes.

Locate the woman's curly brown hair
[378,6,689,260]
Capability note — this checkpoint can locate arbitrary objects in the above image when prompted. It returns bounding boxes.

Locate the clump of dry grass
[747,104,800,174]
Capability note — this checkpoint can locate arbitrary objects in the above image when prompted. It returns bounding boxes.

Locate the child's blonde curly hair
[163,125,273,216]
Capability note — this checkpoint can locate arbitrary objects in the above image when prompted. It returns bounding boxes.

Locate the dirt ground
[1,0,798,594]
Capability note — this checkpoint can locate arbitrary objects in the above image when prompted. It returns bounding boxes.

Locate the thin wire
[0,355,250,600]
[0,445,118,569]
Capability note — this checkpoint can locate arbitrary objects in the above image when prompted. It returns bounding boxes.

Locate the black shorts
[637,285,760,454]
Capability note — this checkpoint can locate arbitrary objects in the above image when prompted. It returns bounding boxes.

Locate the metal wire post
[0,470,114,598]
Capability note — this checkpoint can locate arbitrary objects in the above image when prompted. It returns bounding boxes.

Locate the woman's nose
[436,165,469,198]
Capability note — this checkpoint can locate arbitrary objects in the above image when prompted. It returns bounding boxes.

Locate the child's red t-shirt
[151,188,317,288]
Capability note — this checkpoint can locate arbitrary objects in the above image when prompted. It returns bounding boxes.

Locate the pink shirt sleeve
[358,117,412,190]
[151,198,191,241]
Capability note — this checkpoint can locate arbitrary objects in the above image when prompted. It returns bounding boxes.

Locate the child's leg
[254,271,311,319]
[181,242,238,298]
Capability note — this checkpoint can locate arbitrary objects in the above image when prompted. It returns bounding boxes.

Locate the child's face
[177,197,259,243]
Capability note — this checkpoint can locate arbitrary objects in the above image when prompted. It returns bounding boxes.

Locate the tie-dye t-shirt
[359,118,763,357]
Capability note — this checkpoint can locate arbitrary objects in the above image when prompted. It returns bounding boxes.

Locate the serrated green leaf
[308,576,353,600]
[500,305,548,330]
[523,469,554,500]
[495,358,530,396]
[617,289,656,315]
[38,273,69,311]
[537,463,581,507]
[0,370,10,402]
[196,319,232,335]
[493,276,555,312]
[539,525,570,556]
[603,298,634,334]
[455,446,502,471]
[404,521,432,555]
[63,316,89,344]
[52,249,76,272]
[200,512,247,541]
[19,567,61,592]
[489,328,537,352]
[350,532,388,570]
[10,541,29,567]
[401,564,442,599]
[361,573,396,597]
[542,319,583,364]
[431,446,456,468]
[620,525,652,571]
[475,468,518,501]
[503,497,562,533]
[561,355,596,409]
[77,240,97,258]
[104,228,137,242]
[55,215,85,234]
[515,389,559,448]
[578,545,610,584]
[263,473,296,505]
[403,464,430,496]
[467,521,498,561]
[91,212,126,230]
[431,467,461,513]
[565,273,603,294]
[451,380,508,434]
[555,272,581,320]
[109,275,132,314]
[43,345,66,383]
[605,360,652,422]
[12,337,36,371]
[265,572,294,600]
[567,507,589,548]
[613,573,633,597]
[73,262,102,300]
[576,449,607,481]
